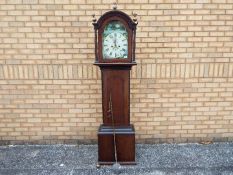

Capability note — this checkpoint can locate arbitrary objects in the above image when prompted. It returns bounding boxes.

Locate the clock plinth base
[98,124,136,165]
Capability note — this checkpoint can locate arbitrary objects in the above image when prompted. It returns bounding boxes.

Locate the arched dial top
[95,10,136,30]
[102,21,128,59]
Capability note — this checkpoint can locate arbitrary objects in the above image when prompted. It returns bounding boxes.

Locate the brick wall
[0,0,233,144]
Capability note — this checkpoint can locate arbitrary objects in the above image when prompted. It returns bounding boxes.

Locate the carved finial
[132,11,138,24]
[92,14,97,24]
[112,2,117,10]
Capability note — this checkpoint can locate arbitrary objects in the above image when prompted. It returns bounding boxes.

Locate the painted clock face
[102,21,128,59]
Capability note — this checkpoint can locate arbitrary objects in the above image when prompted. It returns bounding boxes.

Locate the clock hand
[114,33,117,48]
[114,38,116,48]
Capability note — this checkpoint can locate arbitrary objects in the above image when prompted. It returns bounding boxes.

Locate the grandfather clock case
[92,7,138,165]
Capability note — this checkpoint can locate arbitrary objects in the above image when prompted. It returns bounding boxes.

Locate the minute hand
[114,34,117,48]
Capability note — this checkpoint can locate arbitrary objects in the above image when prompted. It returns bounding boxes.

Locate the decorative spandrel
[102,21,128,59]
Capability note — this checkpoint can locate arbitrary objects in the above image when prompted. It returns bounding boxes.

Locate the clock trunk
[102,67,130,126]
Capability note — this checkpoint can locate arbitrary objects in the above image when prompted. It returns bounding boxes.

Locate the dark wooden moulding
[92,9,137,165]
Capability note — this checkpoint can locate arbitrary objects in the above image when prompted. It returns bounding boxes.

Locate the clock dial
[102,21,128,59]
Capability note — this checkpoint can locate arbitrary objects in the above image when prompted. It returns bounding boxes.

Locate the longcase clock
[92,6,138,165]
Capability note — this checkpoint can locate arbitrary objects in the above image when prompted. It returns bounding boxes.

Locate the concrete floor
[0,142,233,175]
